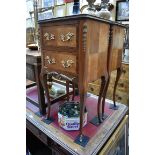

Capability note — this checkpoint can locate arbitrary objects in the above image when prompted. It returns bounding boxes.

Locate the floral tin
[58,101,87,130]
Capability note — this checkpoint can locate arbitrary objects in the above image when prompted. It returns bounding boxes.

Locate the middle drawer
[43,51,78,75]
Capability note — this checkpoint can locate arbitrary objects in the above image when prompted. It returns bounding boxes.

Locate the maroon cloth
[64,0,74,3]
[26,86,114,140]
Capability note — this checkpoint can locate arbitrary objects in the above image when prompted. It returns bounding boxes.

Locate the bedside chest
[38,14,127,140]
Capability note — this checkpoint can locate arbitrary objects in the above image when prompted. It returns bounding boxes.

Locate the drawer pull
[60,32,74,42]
[90,87,94,91]
[44,32,55,40]
[119,83,124,87]
[61,60,74,68]
[118,96,122,100]
[45,56,56,64]
[122,69,126,74]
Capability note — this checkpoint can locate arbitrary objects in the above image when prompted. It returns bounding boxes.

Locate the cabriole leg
[110,67,122,110]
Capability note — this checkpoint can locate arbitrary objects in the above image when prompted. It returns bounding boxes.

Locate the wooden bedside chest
[38,14,127,141]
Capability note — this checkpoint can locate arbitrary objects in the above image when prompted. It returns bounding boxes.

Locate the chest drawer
[41,25,77,50]
[26,120,48,145]
[43,51,78,75]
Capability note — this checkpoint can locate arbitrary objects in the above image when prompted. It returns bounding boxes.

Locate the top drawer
[41,25,77,51]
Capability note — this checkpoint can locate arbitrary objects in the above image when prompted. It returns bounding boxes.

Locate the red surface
[26,86,114,140]
[64,0,74,3]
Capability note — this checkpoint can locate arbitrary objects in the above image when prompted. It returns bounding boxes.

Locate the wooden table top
[38,14,127,28]
[26,48,41,57]
[26,48,41,65]
[26,92,128,155]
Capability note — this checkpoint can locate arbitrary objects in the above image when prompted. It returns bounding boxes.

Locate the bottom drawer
[43,51,77,75]
[26,120,48,145]
[48,142,71,155]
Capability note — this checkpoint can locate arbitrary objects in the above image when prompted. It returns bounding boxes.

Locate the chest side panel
[86,20,110,82]
[110,26,125,71]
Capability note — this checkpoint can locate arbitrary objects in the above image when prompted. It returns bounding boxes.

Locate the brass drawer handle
[118,96,122,100]
[61,60,74,68]
[60,32,74,42]
[45,56,56,64]
[44,32,55,40]
[119,83,124,87]
[122,69,126,74]
[90,87,94,91]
